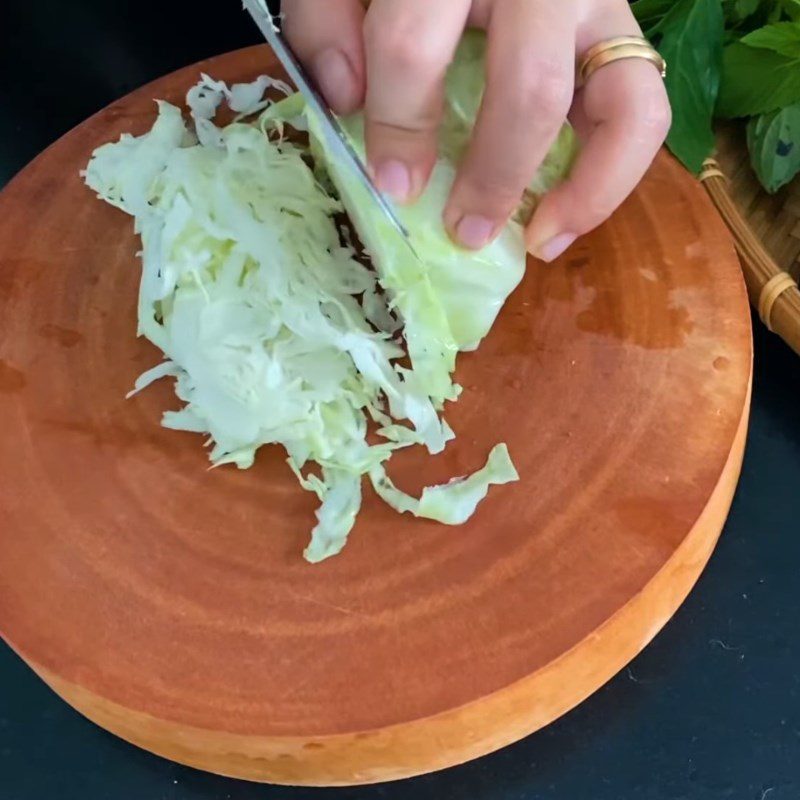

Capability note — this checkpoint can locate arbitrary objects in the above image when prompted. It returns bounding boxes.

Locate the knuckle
[505,58,572,118]
[462,171,526,213]
[365,20,447,74]
[626,82,672,142]
[369,117,440,144]
[642,96,672,140]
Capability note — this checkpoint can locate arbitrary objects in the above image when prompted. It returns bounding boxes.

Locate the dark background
[1,2,799,798]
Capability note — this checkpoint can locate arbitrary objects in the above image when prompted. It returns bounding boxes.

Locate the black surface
[2,3,799,799]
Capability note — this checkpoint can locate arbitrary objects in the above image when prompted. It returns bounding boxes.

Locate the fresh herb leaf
[630,0,676,33]
[730,0,762,23]
[768,4,785,22]
[747,100,800,191]
[718,42,800,116]
[741,20,800,56]
[636,0,800,186]
[723,0,785,30]
[781,0,800,21]
[652,0,724,173]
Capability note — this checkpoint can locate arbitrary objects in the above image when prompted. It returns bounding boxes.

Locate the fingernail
[311,48,359,114]
[374,159,412,202]
[455,214,496,250]
[535,232,577,262]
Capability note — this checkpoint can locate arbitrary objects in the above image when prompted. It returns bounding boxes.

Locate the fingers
[362,0,471,202]
[445,0,576,249]
[527,1,671,261]
[283,0,367,114]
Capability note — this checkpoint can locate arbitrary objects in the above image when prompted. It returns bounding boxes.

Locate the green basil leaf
[630,0,677,33]
[741,20,800,56]
[781,0,800,21]
[653,0,724,173]
[732,0,762,22]
[718,42,800,116]
[723,0,784,30]
[747,100,800,191]
[769,3,785,21]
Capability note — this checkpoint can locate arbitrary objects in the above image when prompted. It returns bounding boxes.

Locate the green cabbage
[308,28,577,398]
[81,32,574,560]
[321,113,527,362]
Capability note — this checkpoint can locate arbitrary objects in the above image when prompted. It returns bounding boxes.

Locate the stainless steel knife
[243,0,419,258]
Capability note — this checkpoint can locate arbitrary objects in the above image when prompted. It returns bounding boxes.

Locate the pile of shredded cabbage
[83,34,575,562]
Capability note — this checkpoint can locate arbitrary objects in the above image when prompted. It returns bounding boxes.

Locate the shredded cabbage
[81,33,572,561]
[370,443,519,525]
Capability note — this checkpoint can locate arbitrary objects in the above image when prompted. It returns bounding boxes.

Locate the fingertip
[443,183,516,251]
[361,0,468,205]
[370,157,436,205]
[529,231,577,262]
[450,213,499,250]
[372,159,413,202]
[525,181,580,263]
[366,126,437,204]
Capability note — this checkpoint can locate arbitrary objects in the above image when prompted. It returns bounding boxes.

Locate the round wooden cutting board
[0,46,752,786]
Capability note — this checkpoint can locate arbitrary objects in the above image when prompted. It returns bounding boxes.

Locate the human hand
[283,0,671,261]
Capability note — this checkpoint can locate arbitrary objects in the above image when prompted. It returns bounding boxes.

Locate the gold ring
[578,36,666,86]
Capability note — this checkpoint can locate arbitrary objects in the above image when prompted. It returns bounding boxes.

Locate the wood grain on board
[0,46,752,785]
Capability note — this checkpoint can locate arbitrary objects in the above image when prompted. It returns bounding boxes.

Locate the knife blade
[243,0,420,259]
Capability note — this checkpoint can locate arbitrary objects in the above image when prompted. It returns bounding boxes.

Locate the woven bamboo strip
[701,130,800,355]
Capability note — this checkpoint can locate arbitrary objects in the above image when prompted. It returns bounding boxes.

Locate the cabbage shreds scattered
[82,38,572,560]
[370,443,519,525]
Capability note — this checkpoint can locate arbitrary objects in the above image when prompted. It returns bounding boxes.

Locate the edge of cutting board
[17,380,749,786]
